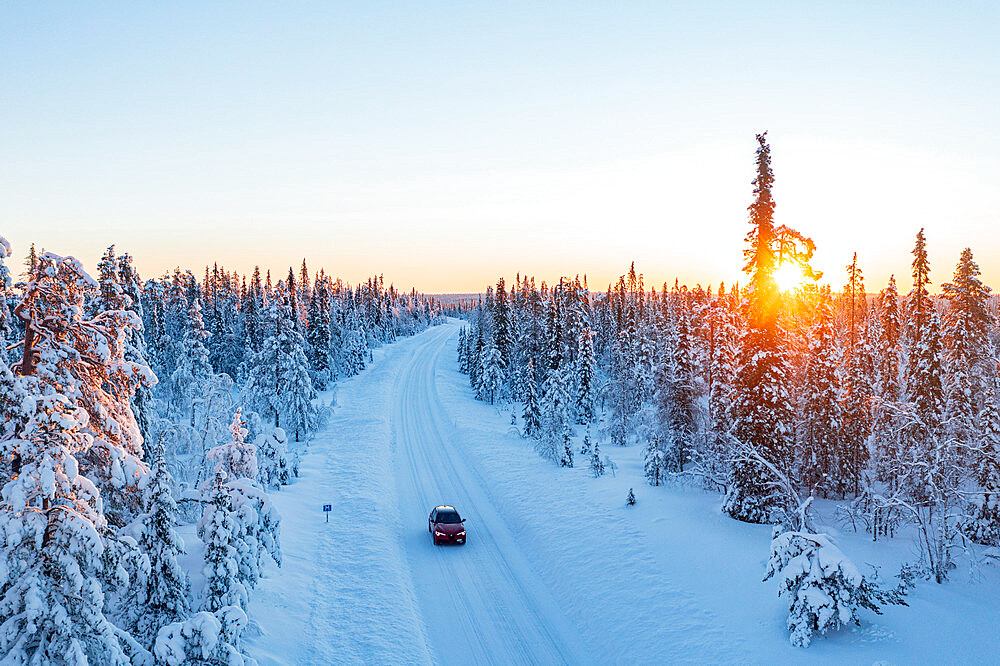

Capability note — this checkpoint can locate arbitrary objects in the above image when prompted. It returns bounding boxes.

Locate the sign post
[323,504,331,523]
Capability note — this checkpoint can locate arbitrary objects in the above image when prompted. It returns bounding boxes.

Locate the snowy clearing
[249,320,1000,664]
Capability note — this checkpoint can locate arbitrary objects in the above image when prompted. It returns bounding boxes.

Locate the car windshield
[436,511,462,524]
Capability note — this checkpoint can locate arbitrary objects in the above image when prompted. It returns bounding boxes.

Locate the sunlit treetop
[743,132,820,329]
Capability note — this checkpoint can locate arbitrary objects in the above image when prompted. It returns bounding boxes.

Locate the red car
[428,505,467,545]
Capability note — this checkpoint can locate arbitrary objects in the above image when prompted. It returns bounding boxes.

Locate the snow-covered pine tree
[13,251,154,524]
[135,443,190,647]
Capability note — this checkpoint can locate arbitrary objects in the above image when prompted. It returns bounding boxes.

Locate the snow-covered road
[247,320,1000,665]
[392,324,586,665]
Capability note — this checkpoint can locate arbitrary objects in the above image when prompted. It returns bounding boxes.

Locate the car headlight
[435,531,446,537]
[458,531,466,536]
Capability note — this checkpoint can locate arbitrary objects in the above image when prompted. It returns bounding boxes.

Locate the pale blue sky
[2,2,998,292]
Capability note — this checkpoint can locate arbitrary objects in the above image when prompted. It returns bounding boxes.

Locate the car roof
[434,505,455,511]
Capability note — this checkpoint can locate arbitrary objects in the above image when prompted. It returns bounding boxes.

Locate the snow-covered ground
[247,319,1000,664]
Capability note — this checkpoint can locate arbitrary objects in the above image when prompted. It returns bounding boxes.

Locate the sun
[773,262,808,293]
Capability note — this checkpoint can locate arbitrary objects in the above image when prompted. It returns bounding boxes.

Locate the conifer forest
[5,3,1000,663]
[3,132,999,662]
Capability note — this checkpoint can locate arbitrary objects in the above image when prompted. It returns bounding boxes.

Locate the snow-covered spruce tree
[243,285,317,442]
[153,606,253,666]
[840,315,875,497]
[202,410,281,596]
[607,327,638,447]
[0,237,14,362]
[906,310,946,435]
[589,435,605,477]
[467,324,484,391]
[0,394,136,664]
[965,379,1000,545]
[170,298,213,426]
[874,276,902,402]
[90,247,157,452]
[118,252,157,454]
[941,248,994,451]
[199,470,247,613]
[256,426,292,489]
[457,327,469,374]
[764,531,905,647]
[492,277,513,387]
[305,275,332,390]
[135,443,190,648]
[280,332,318,443]
[540,366,572,463]
[341,324,368,378]
[654,317,698,474]
[696,288,739,490]
[892,309,961,583]
[477,341,505,405]
[838,257,873,497]
[574,327,596,424]
[643,434,667,486]
[521,357,542,438]
[798,287,842,497]
[0,359,30,482]
[871,276,905,490]
[206,409,258,483]
[580,425,593,456]
[724,133,812,524]
[904,229,934,371]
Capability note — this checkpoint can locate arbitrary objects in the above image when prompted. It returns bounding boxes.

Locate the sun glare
[773,262,807,293]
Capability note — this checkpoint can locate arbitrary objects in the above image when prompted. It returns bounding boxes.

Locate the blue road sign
[323,504,332,512]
